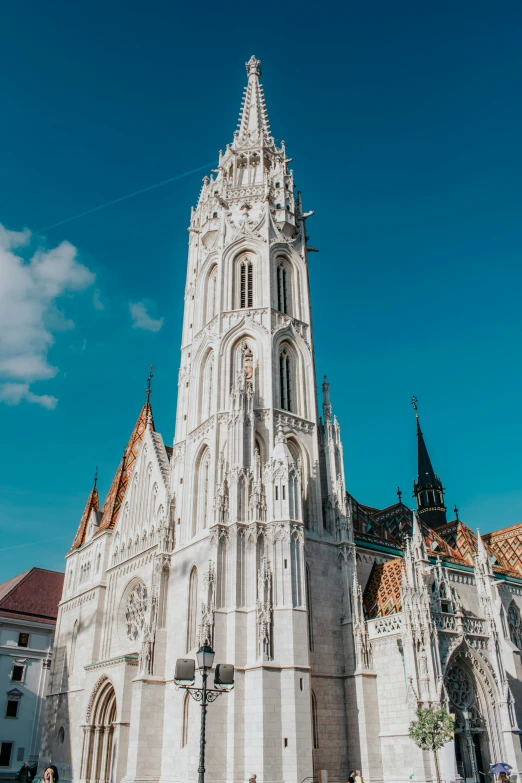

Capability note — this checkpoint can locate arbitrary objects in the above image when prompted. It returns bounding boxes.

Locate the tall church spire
[411,397,447,529]
[235,56,272,146]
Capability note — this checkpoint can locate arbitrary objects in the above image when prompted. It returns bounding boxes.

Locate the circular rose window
[124,582,148,641]
[446,664,473,709]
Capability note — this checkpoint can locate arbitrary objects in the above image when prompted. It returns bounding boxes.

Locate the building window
[240,259,253,308]
[5,700,18,719]
[58,727,65,744]
[11,666,24,683]
[311,691,319,749]
[186,567,198,653]
[0,742,13,767]
[306,565,314,651]
[17,634,29,648]
[279,349,292,411]
[16,748,24,762]
[277,264,288,314]
[508,602,522,649]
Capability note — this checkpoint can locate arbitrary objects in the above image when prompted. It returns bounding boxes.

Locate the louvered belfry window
[240,259,253,308]
[277,264,288,313]
[280,349,292,411]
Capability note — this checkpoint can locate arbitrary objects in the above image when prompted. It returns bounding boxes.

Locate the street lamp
[461,710,479,783]
[174,644,234,783]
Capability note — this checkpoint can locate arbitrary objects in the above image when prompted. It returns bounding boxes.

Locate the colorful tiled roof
[70,484,99,550]
[483,522,522,577]
[96,402,154,538]
[0,568,64,624]
[363,558,404,618]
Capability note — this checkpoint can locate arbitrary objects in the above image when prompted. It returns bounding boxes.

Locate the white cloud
[0,223,95,407]
[93,288,104,310]
[129,301,164,332]
[0,383,58,409]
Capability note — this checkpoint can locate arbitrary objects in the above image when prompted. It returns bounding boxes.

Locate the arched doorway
[81,677,117,783]
[445,648,501,782]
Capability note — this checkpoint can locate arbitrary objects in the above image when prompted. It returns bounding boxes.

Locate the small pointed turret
[411,397,446,529]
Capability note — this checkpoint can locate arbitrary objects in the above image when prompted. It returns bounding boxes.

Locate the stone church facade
[40,57,522,783]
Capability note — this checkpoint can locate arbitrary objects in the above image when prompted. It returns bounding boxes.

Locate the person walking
[19,763,32,783]
[355,770,364,783]
[249,775,257,783]
[347,771,356,783]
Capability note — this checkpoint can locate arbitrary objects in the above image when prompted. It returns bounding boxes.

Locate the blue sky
[1,0,521,580]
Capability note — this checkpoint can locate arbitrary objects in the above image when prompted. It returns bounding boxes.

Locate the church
[40,56,522,783]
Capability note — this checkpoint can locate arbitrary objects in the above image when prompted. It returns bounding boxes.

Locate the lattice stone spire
[236,55,272,144]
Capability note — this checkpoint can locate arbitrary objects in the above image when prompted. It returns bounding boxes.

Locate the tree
[409,704,455,783]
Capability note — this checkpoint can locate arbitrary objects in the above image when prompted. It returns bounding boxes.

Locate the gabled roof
[70,484,99,550]
[0,568,64,624]
[363,558,404,619]
[483,522,522,577]
[96,402,154,536]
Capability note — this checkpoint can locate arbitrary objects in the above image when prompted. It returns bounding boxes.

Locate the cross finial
[454,504,459,522]
[397,486,402,504]
[146,366,154,403]
[94,465,98,488]
[411,395,419,417]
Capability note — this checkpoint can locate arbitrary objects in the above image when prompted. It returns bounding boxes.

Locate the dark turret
[412,397,447,529]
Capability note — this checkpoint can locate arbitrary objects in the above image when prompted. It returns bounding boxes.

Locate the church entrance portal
[445,653,493,783]
[81,677,117,783]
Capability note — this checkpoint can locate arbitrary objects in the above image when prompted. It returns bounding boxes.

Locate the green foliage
[409,705,455,752]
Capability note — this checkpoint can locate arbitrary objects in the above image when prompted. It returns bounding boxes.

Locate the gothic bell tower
[167,55,349,783]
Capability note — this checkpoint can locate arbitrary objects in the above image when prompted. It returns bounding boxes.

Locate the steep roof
[71,484,99,550]
[363,558,404,618]
[96,402,154,537]
[482,522,522,577]
[236,56,272,145]
[0,568,64,625]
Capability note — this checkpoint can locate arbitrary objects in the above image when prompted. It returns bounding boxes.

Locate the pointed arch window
[193,447,211,534]
[277,263,288,313]
[240,259,253,308]
[206,267,218,323]
[508,602,522,649]
[279,349,292,411]
[306,564,314,651]
[201,352,214,420]
[186,567,198,653]
[311,690,319,749]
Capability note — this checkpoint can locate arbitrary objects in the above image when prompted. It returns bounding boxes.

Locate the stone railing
[367,613,402,639]
[433,612,459,633]
[432,612,488,638]
[463,617,488,637]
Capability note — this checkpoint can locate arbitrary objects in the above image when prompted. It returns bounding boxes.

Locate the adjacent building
[40,56,522,783]
[0,568,63,777]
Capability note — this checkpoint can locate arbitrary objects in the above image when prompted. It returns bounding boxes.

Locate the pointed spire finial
[454,504,459,522]
[397,486,402,504]
[412,395,419,418]
[94,465,99,488]
[146,365,154,403]
[246,55,262,78]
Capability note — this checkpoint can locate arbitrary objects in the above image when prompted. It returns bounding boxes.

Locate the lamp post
[461,710,478,783]
[174,644,234,783]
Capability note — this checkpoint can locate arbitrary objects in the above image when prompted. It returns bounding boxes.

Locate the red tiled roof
[96,402,154,537]
[363,558,404,618]
[483,522,522,577]
[71,485,99,550]
[0,568,64,624]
